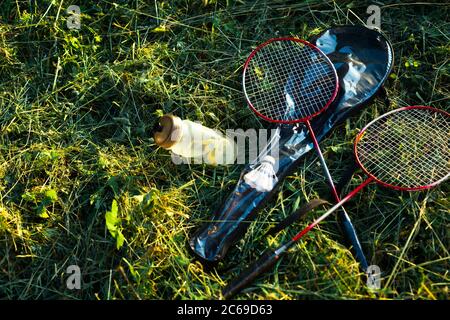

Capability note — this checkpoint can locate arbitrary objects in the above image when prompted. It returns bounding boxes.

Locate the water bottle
[153,114,236,165]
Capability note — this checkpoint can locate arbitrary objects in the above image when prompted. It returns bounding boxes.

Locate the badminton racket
[223,105,450,298]
[242,37,367,269]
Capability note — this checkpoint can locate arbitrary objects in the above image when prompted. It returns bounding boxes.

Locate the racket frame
[242,37,339,124]
[354,105,450,192]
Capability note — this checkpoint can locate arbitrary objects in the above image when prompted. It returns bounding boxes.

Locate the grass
[0,0,448,300]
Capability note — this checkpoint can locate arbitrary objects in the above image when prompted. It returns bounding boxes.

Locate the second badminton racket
[223,105,450,298]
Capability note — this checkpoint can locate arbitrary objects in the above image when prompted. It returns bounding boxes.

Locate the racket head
[243,37,339,124]
[354,106,450,191]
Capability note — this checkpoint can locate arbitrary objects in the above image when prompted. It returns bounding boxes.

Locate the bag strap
[266,198,329,236]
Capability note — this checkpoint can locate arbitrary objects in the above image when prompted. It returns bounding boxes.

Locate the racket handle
[339,213,368,271]
[222,249,285,299]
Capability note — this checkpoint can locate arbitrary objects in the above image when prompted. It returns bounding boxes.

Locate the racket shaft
[305,121,340,200]
[292,177,373,242]
[306,121,368,270]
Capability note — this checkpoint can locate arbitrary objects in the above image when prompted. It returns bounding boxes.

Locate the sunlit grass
[0,0,448,300]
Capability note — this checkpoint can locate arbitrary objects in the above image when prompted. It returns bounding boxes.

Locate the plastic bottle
[153,114,236,165]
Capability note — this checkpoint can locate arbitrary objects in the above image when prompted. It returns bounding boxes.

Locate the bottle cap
[153,114,183,149]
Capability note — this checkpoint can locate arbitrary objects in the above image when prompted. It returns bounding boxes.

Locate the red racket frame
[242,37,339,124]
[354,105,450,192]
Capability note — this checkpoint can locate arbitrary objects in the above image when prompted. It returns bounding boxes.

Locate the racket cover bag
[190,25,394,262]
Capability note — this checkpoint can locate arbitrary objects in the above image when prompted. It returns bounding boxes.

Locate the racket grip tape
[339,215,368,271]
[222,249,284,299]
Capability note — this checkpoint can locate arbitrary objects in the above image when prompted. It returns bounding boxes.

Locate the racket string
[356,108,450,188]
[358,113,447,187]
[359,121,447,186]
[244,40,337,122]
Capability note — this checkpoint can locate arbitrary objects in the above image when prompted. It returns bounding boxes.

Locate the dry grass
[0,0,448,299]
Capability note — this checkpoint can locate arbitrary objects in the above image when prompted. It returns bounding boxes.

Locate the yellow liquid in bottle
[169,120,235,165]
